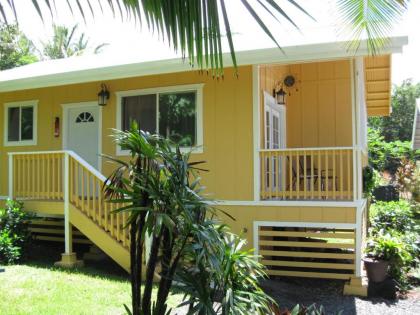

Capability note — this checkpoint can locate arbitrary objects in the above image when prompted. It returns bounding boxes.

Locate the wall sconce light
[54,117,60,137]
[98,84,110,106]
[273,75,296,105]
[275,86,286,105]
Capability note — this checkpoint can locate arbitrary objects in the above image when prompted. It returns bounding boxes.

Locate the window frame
[3,100,38,147]
[116,84,204,156]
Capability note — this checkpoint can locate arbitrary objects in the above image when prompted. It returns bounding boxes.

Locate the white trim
[8,150,65,155]
[0,36,408,93]
[259,146,353,152]
[115,83,204,156]
[254,221,356,229]
[7,150,107,183]
[350,60,358,201]
[3,100,38,147]
[0,196,9,200]
[412,99,420,149]
[61,101,102,172]
[8,154,13,199]
[211,199,361,208]
[252,65,261,201]
[354,198,368,277]
[67,151,107,182]
[63,152,72,254]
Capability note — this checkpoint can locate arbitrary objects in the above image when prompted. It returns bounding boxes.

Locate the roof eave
[0,36,408,93]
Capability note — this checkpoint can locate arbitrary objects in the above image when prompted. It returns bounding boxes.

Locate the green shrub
[0,200,33,264]
[369,201,417,234]
[365,233,413,287]
[368,200,420,289]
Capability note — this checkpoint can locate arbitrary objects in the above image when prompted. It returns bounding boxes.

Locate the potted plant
[363,233,411,283]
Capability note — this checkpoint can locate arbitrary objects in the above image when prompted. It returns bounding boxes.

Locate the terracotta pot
[363,258,389,283]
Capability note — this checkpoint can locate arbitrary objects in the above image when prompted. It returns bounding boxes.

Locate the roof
[412,99,420,150]
[0,36,408,93]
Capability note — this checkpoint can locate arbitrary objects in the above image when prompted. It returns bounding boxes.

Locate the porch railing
[8,151,129,248]
[260,147,354,201]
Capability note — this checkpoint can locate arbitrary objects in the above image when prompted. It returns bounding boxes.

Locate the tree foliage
[368,127,419,173]
[369,80,420,142]
[0,23,37,70]
[41,24,108,59]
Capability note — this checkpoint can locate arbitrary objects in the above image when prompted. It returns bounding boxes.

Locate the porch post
[64,152,72,254]
[355,203,362,277]
[54,152,83,268]
[343,202,367,297]
[8,153,13,199]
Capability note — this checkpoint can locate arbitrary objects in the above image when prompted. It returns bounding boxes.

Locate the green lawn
[0,264,182,315]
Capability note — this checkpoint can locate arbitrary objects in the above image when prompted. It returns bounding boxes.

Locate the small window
[4,101,37,146]
[119,88,199,148]
[76,112,95,123]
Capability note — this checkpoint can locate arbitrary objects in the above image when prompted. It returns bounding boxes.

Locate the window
[75,112,95,123]
[4,101,37,146]
[117,84,203,155]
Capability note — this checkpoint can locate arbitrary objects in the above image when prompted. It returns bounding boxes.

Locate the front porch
[257,59,364,203]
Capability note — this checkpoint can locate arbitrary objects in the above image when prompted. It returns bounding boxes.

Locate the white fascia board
[0,36,408,93]
[412,99,420,150]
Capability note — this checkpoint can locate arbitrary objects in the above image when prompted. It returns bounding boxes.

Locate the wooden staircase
[69,203,129,271]
[9,151,130,271]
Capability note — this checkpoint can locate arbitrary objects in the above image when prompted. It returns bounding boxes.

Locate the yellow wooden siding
[364,55,391,116]
[259,60,353,149]
[0,66,254,201]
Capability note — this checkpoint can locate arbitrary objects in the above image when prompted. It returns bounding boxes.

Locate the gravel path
[261,277,420,315]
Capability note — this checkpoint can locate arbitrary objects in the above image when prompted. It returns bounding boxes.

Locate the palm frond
[336,0,408,54]
[0,0,310,77]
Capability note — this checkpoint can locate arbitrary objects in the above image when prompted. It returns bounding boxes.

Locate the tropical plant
[0,23,37,70]
[365,232,413,286]
[103,123,273,315]
[175,226,274,314]
[0,0,408,76]
[41,24,108,59]
[0,200,33,264]
[276,303,342,315]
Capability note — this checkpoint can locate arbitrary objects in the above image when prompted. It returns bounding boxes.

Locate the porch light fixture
[98,84,110,106]
[275,86,286,105]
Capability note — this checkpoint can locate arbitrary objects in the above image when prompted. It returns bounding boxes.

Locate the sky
[6,0,420,84]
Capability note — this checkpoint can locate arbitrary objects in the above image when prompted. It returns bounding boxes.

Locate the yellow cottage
[0,36,407,295]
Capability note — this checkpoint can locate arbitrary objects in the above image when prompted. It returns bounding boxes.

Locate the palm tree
[0,0,408,75]
[41,24,108,59]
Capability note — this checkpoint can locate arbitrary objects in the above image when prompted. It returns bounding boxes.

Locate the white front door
[66,104,100,169]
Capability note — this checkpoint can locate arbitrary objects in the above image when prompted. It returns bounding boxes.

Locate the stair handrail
[66,150,107,183]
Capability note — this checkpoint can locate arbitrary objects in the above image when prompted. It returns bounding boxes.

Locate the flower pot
[363,258,389,283]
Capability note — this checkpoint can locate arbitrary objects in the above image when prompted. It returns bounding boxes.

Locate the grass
[0,242,183,315]
[0,264,183,315]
